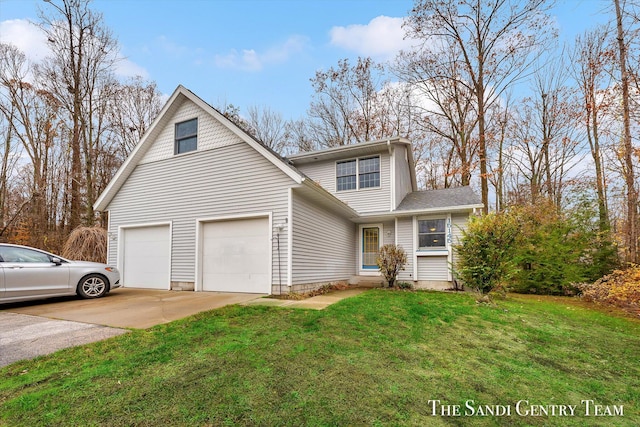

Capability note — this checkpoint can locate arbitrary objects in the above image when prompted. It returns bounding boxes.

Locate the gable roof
[395,186,483,213]
[95,85,307,212]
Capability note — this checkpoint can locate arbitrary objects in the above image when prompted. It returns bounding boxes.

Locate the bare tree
[396,44,479,187]
[506,63,582,209]
[613,0,639,263]
[308,57,386,147]
[404,0,557,212]
[37,0,119,228]
[245,105,290,154]
[571,26,614,233]
[107,77,163,159]
[487,93,514,211]
[0,42,69,247]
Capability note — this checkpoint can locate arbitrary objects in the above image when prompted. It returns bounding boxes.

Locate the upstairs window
[418,219,446,249]
[175,118,198,154]
[336,160,357,191]
[336,155,380,191]
[359,156,380,188]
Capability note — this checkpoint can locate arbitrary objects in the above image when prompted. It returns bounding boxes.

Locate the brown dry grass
[61,226,107,263]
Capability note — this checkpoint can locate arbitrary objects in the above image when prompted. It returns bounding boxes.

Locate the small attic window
[175,118,198,154]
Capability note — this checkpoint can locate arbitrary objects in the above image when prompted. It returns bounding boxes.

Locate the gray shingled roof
[395,186,482,211]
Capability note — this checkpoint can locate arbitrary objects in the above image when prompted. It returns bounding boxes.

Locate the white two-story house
[95,86,482,295]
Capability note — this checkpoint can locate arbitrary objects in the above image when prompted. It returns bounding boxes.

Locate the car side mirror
[51,257,63,266]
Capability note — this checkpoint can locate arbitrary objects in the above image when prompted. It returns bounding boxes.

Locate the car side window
[0,247,51,263]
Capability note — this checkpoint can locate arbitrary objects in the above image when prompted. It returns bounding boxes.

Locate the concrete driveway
[2,288,265,329]
[0,288,264,367]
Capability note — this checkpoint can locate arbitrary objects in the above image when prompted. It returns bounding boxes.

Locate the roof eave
[288,137,411,164]
[94,85,188,212]
[392,204,484,216]
[299,178,360,219]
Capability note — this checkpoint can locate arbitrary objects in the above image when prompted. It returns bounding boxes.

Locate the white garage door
[201,217,270,293]
[122,225,171,289]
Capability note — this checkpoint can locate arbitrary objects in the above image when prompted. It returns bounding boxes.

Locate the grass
[1,290,639,426]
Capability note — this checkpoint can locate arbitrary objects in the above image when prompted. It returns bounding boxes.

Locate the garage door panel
[202,217,270,294]
[123,225,170,289]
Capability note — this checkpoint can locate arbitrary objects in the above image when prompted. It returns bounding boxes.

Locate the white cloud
[1,18,149,79]
[329,16,413,60]
[214,35,308,71]
[0,19,50,61]
[115,58,149,79]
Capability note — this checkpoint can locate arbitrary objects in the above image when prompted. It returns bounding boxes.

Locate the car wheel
[77,274,108,299]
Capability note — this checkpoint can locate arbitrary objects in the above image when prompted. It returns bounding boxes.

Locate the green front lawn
[1,290,639,426]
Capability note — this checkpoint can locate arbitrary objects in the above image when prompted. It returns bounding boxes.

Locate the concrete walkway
[241,287,368,310]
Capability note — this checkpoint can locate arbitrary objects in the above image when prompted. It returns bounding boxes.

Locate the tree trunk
[614,0,638,263]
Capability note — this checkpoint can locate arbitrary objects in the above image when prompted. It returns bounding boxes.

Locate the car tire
[77,274,109,299]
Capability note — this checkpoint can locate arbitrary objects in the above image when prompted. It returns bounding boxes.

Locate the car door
[0,246,70,300]
[0,262,4,299]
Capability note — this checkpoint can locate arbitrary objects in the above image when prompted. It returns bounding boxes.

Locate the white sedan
[0,243,121,304]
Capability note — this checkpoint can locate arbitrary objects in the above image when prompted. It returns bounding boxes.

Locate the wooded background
[1,0,638,266]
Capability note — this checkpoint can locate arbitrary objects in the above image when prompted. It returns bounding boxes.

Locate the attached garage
[199,216,271,294]
[121,224,171,289]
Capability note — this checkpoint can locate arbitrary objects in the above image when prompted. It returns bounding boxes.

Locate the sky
[0,0,610,121]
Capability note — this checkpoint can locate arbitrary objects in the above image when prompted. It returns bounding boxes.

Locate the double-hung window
[418,219,446,249]
[336,160,357,191]
[359,156,380,188]
[175,118,198,155]
[336,156,380,191]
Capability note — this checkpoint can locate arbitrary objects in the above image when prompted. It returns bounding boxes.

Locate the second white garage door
[201,217,270,293]
[201,218,271,293]
[122,225,171,289]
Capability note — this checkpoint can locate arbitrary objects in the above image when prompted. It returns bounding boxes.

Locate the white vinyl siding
[396,217,414,281]
[417,256,449,281]
[296,152,392,214]
[106,141,292,286]
[451,213,470,268]
[382,221,394,245]
[393,145,413,209]
[140,99,240,164]
[291,192,355,285]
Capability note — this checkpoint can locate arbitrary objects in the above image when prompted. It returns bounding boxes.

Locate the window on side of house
[418,219,446,249]
[175,118,198,155]
[336,159,357,191]
[359,156,380,188]
[336,155,380,191]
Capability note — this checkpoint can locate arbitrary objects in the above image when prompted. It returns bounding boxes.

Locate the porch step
[348,276,385,288]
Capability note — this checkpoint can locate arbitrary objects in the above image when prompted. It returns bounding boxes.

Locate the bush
[454,212,520,294]
[62,226,108,263]
[376,244,407,288]
[510,203,585,295]
[396,281,414,290]
[455,199,619,295]
[577,265,640,313]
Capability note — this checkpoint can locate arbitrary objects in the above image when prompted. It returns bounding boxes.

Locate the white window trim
[336,155,381,192]
[416,215,450,253]
[358,223,383,276]
[415,214,453,282]
[174,117,198,155]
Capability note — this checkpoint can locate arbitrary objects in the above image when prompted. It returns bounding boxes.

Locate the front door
[361,226,380,272]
